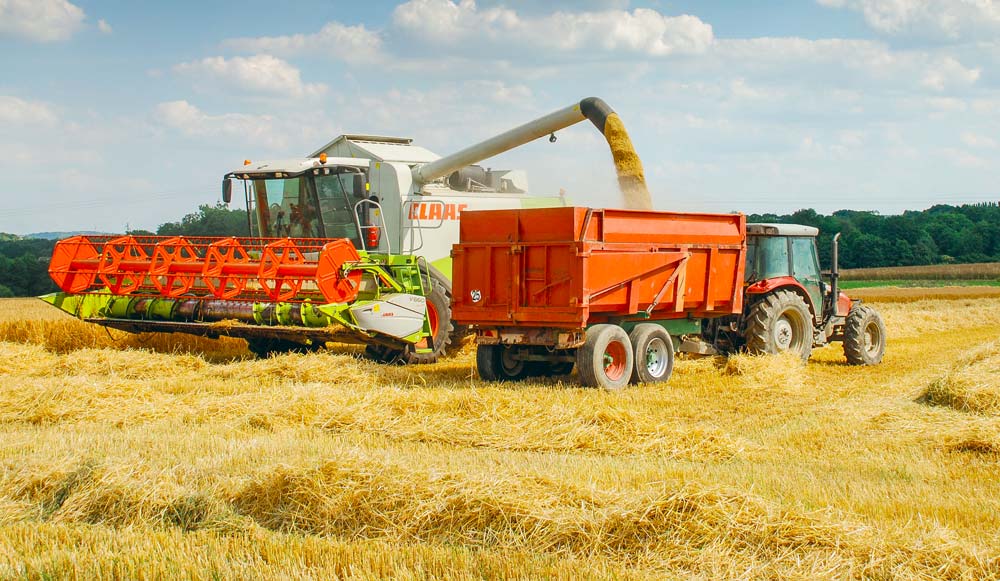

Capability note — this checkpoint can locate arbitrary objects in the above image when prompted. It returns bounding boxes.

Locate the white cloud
[0,0,85,42]
[941,147,988,168]
[154,100,286,149]
[920,56,980,90]
[961,131,997,149]
[223,21,383,64]
[173,55,327,98]
[97,18,112,34]
[392,0,714,56]
[0,96,57,126]
[818,0,1000,39]
[712,38,980,92]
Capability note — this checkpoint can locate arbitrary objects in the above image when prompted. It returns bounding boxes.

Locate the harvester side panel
[452,207,746,330]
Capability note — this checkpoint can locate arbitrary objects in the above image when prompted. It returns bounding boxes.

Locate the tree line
[0,204,249,297]
[1,202,998,297]
[747,202,1000,269]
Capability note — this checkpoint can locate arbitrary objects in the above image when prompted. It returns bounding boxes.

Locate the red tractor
[703,223,886,365]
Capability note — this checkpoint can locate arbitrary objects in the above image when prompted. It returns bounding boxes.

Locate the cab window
[747,236,791,281]
[315,172,366,245]
[252,177,319,238]
[791,237,820,279]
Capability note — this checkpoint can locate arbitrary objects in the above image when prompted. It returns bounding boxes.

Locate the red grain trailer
[451,206,747,389]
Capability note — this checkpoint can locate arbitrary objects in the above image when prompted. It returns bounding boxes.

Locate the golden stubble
[0,295,998,579]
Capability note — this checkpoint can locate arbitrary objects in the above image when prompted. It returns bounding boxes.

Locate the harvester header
[48,234,362,304]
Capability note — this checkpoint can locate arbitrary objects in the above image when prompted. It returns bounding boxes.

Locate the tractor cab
[222,157,382,250]
[744,223,826,321]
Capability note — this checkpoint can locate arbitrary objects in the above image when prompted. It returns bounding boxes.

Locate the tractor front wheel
[843,305,886,365]
[577,324,633,390]
[743,290,813,360]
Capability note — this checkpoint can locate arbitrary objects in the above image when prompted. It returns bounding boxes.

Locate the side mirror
[222,178,233,204]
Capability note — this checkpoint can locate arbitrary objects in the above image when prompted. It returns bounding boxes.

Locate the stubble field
[0,292,998,580]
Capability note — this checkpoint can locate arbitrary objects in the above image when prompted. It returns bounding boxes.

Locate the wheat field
[0,295,999,579]
[841,262,1000,281]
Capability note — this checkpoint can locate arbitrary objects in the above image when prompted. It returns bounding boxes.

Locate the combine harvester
[42,98,648,362]
[452,207,887,389]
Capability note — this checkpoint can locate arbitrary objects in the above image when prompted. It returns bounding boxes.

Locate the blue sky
[1,0,998,234]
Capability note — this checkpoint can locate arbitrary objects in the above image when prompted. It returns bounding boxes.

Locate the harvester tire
[843,305,886,365]
[743,290,813,360]
[363,267,456,365]
[577,324,633,390]
[476,344,526,381]
[247,338,323,358]
[629,324,674,384]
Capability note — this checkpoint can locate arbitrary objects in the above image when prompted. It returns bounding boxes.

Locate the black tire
[576,324,633,390]
[476,344,527,381]
[523,360,574,377]
[549,361,575,376]
[743,290,814,360]
[363,267,456,365]
[247,338,322,358]
[629,324,674,384]
[843,305,886,365]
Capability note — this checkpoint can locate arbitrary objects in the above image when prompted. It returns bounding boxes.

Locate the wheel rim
[603,340,628,381]
[774,310,805,351]
[644,337,670,378]
[863,320,881,356]
[500,348,523,376]
[426,300,440,338]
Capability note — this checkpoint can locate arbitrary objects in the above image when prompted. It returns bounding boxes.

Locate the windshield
[745,236,791,282]
[247,169,368,244]
[251,176,319,238]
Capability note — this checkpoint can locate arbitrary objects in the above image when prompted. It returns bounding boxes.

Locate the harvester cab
[708,223,887,365]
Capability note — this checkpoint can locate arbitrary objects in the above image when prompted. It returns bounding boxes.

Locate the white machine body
[350,293,427,339]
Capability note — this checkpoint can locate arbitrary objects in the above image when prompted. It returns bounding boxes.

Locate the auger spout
[410,97,652,210]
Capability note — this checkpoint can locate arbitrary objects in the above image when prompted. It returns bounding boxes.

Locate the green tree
[157,203,249,237]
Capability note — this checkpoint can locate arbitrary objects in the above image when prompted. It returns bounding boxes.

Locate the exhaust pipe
[411,97,651,210]
[830,232,841,316]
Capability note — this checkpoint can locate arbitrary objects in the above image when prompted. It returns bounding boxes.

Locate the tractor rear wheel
[843,305,886,365]
[476,344,527,381]
[577,324,633,390]
[363,267,457,365]
[629,324,674,384]
[743,290,813,360]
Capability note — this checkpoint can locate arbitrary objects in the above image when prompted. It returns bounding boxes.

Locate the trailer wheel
[577,324,633,390]
[843,305,886,365]
[476,344,526,381]
[628,324,674,384]
[744,290,813,360]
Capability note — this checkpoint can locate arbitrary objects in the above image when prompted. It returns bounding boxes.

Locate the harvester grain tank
[451,207,887,389]
[43,98,650,362]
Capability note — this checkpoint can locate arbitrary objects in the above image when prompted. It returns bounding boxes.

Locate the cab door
[790,237,823,321]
